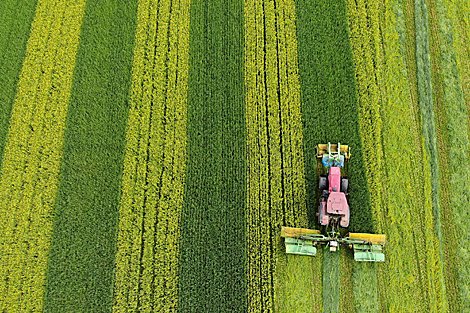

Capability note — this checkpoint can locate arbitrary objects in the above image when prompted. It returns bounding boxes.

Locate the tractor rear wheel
[341,178,348,193]
[319,175,328,191]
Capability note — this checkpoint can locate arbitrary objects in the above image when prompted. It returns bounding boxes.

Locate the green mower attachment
[280,227,386,262]
[284,237,317,256]
[352,244,385,262]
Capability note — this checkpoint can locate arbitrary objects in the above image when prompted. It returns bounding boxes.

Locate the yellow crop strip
[347,0,446,311]
[245,0,321,311]
[0,0,85,311]
[112,0,190,311]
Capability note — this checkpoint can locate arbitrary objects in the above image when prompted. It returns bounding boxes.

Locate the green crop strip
[0,0,86,310]
[244,0,319,311]
[42,0,138,311]
[295,0,372,233]
[112,0,191,311]
[296,0,374,310]
[426,0,470,309]
[0,0,37,169]
[178,0,246,311]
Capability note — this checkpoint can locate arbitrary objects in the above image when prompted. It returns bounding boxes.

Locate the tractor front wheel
[319,175,328,191]
[341,178,348,193]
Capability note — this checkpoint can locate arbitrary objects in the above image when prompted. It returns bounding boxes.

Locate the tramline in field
[281,143,386,262]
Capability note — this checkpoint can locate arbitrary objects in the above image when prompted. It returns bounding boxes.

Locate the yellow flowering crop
[112,0,190,311]
[0,0,85,311]
[245,0,321,311]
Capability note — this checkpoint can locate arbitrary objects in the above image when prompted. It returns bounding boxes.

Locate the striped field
[0,0,469,311]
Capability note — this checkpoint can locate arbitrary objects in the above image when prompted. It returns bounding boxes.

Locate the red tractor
[280,142,386,262]
[317,143,350,229]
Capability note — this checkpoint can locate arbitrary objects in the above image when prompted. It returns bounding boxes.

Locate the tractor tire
[341,178,349,193]
[319,175,328,191]
[318,202,324,225]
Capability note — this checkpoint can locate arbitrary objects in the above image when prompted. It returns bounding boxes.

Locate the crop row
[244,0,320,311]
[177,0,247,311]
[427,0,470,309]
[0,0,37,168]
[427,0,464,309]
[347,0,447,310]
[112,0,190,311]
[0,0,85,311]
[344,0,384,311]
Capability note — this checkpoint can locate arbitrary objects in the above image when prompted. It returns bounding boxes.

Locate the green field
[0,0,469,311]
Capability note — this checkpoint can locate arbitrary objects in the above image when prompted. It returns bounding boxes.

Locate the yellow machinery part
[348,233,386,245]
[315,143,351,159]
[281,226,321,238]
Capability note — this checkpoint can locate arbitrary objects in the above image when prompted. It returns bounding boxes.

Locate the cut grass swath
[322,251,339,313]
[422,0,460,310]
[352,262,378,313]
[43,0,138,311]
[112,0,191,311]
[339,249,354,313]
[178,0,246,311]
[244,0,318,311]
[426,0,470,309]
[0,0,85,310]
[0,0,37,169]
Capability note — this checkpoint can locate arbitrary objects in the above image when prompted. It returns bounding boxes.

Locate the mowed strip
[346,0,447,310]
[113,0,190,311]
[0,0,85,311]
[244,0,319,311]
[178,0,246,311]
[427,0,470,309]
[0,0,37,166]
